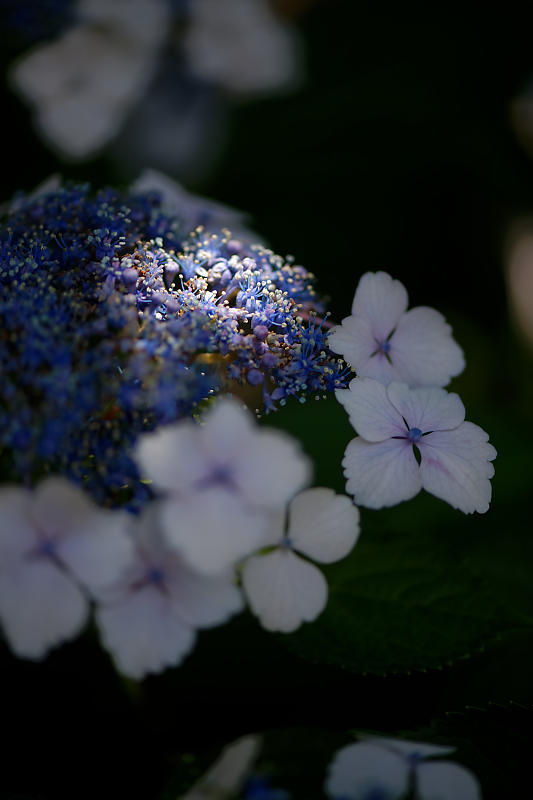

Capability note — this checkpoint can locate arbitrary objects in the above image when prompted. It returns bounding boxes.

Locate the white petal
[343,437,421,509]
[181,735,262,800]
[31,477,99,539]
[0,486,35,564]
[242,549,327,633]
[325,742,409,800]
[419,422,497,514]
[166,565,243,628]
[56,510,134,592]
[416,761,482,800]
[351,272,409,341]
[201,398,257,463]
[161,490,266,575]
[134,421,206,494]
[96,585,195,680]
[336,378,405,441]
[0,560,88,659]
[328,315,403,384]
[288,488,360,564]
[390,306,465,387]
[361,735,455,759]
[235,427,312,508]
[387,383,465,433]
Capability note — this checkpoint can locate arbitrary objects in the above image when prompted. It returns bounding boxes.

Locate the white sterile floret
[242,488,360,633]
[336,378,496,513]
[325,735,482,800]
[95,505,243,680]
[135,397,312,510]
[328,271,465,387]
[0,477,132,659]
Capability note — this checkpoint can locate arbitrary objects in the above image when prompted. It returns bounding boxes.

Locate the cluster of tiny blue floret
[0,182,349,509]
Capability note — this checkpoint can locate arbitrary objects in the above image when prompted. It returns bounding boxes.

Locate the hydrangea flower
[328,271,465,387]
[95,505,243,679]
[242,488,360,632]
[0,477,132,659]
[0,180,346,509]
[336,378,496,513]
[135,398,311,574]
[325,735,482,800]
[9,0,301,166]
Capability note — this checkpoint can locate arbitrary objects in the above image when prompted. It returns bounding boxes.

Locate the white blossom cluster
[329,271,497,513]
[0,398,359,679]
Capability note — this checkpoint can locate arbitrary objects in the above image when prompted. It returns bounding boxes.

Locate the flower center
[407,427,423,443]
[146,566,165,585]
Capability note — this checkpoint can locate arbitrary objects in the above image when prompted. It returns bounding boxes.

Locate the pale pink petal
[96,585,195,680]
[288,488,360,563]
[201,398,257,463]
[343,437,421,509]
[258,508,287,548]
[0,486,35,564]
[327,316,377,369]
[351,271,409,340]
[390,306,465,387]
[361,735,455,759]
[419,423,497,514]
[31,477,99,539]
[235,428,312,508]
[56,510,134,591]
[166,565,243,628]
[0,560,88,659]
[161,490,266,574]
[242,549,328,633]
[134,421,205,494]
[336,378,405,441]
[387,383,465,433]
[325,742,409,800]
[416,761,482,800]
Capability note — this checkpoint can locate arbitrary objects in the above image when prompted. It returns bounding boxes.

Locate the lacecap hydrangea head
[0,180,349,510]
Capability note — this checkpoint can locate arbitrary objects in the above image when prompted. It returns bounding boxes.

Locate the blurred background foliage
[2,1,533,797]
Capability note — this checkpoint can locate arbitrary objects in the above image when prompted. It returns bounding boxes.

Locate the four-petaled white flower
[95,505,243,680]
[336,378,496,513]
[0,477,132,659]
[242,488,360,632]
[328,271,465,388]
[135,397,312,574]
[325,735,482,800]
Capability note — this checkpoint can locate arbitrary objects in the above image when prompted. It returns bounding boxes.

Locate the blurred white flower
[328,272,465,388]
[336,378,496,513]
[184,0,302,97]
[325,735,482,800]
[95,504,243,680]
[0,477,132,659]
[135,398,311,574]
[180,735,262,800]
[9,0,302,165]
[242,488,360,632]
[136,397,312,510]
[131,168,258,245]
[10,0,169,159]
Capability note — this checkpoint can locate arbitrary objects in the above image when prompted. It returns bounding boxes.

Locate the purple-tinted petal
[343,437,421,509]
[325,742,409,800]
[387,383,465,433]
[336,378,405,441]
[419,422,497,514]
[351,271,409,341]
[288,488,360,564]
[416,761,482,800]
[390,306,465,387]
